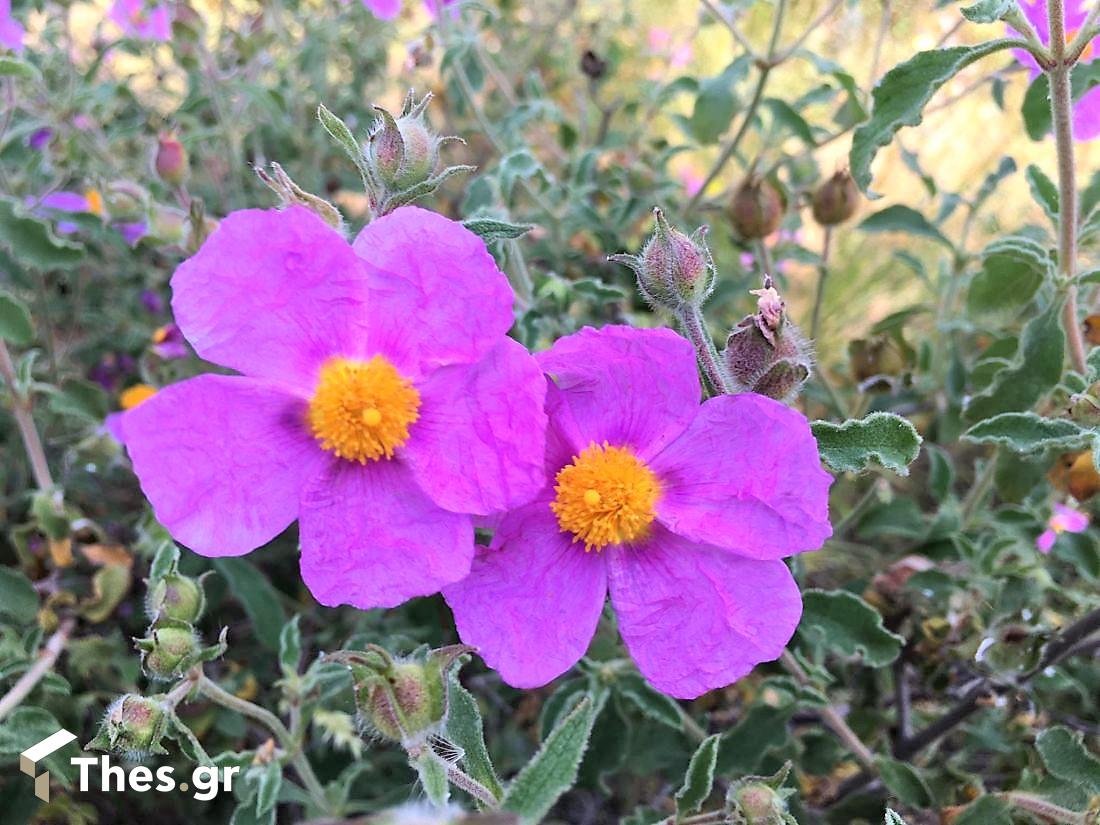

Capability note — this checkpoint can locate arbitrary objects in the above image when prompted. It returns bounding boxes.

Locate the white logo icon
[20,728,77,802]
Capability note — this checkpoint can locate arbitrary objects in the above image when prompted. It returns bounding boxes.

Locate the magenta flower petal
[172,207,373,391]
[299,460,474,609]
[119,375,325,556]
[444,502,608,688]
[352,207,515,377]
[1073,86,1100,139]
[651,393,833,559]
[607,528,802,699]
[1037,529,1057,553]
[403,338,548,515]
[363,0,401,17]
[536,325,701,460]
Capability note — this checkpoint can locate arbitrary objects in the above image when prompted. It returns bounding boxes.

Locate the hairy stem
[446,764,500,807]
[677,305,730,394]
[1001,792,1090,825]
[196,674,332,814]
[1048,0,1089,373]
[811,226,832,341]
[0,618,75,722]
[0,339,54,491]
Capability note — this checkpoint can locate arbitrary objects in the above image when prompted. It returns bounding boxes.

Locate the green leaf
[875,756,932,807]
[1036,726,1100,793]
[0,198,85,270]
[675,734,720,819]
[1025,164,1059,221]
[811,412,923,476]
[503,692,603,824]
[953,795,1011,825]
[445,666,504,802]
[851,41,1016,193]
[149,541,180,580]
[213,558,286,651]
[960,0,1014,22]
[253,762,282,816]
[0,57,39,80]
[616,673,684,730]
[0,567,38,624]
[964,297,1065,422]
[689,62,745,144]
[278,615,301,677]
[966,235,1051,320]
[798,589,904,667]
[46,378,109,423]
[1022,62,1100,140]
[462,217,534,243]
[764,98,815,145]
[0,290,33,346]
[716,702,794,774]
[857,205,952,248]
[964,412,1094,453]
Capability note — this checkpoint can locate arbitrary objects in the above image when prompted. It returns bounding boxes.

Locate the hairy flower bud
[722,281,813,403]
[103,181,149,222]
[329,644,472,746]
[368,92,449,192]
[88,694,169,758]
[729,175,785,240]
[154,133,189,187]
[135,622,202,681]
[728,763,795,825]
[810,169,859,226]
[609,207,715,310]
[146,568,206,624]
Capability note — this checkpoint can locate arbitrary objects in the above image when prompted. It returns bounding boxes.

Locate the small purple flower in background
[0,0,24,54]
[28,128,52,151]
[1013,0,1100,139]
[109,0,172,42]
[444,325,833,699]
[361,0,400,18]
[114,205,548,610]
[140,288,165,314]
[151,323,187,359]
[35,190,103,234]
[115,221,148,247]
[1037,503,1089,553]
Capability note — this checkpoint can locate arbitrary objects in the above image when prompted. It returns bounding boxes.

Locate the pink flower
[151,323,187,359]
[114,206,548,609]
[0,0,24,54]
[444,326,833,698]
[362,0,400,18]
[647,27,693,69]
[109,0,172,42]
[1037,503,1089,553]
[1013,0,1100,139]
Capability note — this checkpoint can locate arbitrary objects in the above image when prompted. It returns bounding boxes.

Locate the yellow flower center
[84,189,105,217]
[307,355,420,463]
[120,384,157,410]
[550,442,661,551]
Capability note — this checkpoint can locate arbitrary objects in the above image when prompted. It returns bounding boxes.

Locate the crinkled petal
[444,502,607,688]
[651,393,832,559]
[172,207,373,391]
[299,459,474,609]
[536,325,700,461]
[607,529,802,699]
[404,338,548,515]
[352,207,515,377]
[119,375,323,556]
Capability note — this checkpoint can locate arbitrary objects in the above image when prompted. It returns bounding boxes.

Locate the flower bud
[609,207,715,310]
[103,181,149,222]
[146,569,206,624]
[88,694,169,758]
[135,622,201,681]
[731,782,787,824]
[722,281,813,403]
[810,169,859,226]
[154,133,189,187]
[329,643,472,746]
[729,175,785,240]
[367,92,446,192]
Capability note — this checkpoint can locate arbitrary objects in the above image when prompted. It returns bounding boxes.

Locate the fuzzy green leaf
[964,412,1095,453]
[1025,164,1059,221]
[503,692,603,824]
[213,558,286,651]
[851,41,1017,193]
[0,567,38,624]
[149,541,181,581]
[811,412,923,476]
[857,205,952,248]
[964,298,1065,422]
[1036,726,1100,794]
[617,673,684,730]
[875,756,932,807]
[0,290,34,346]
[675,735,720,819]
[446,666,504,802]
[317,104,365,169]
[961,0,1014,22]
[0,198,85,270]
[798,589,904,667]
[278,615,302,677]
[0,56,39,79]
[967,235,1051,320]
[954,795,1011,825]
[462,217,534,243]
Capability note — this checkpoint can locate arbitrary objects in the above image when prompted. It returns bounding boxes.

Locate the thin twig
[0,618,75,722]
[0,339,54,491]
[699,0,759,61]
